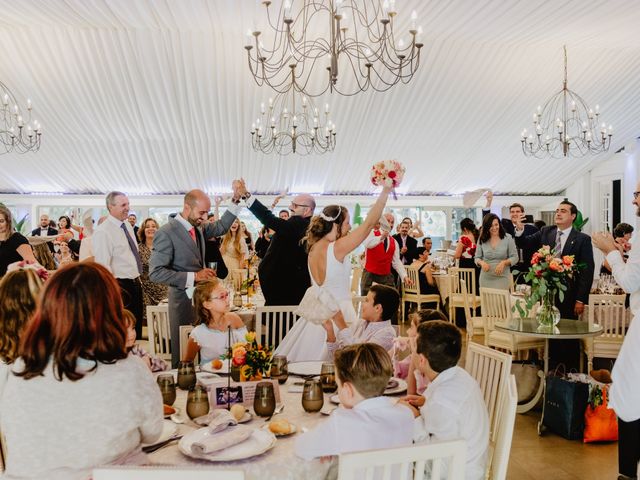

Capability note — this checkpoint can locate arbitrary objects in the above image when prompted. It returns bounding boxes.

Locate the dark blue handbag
[543,374,589,440]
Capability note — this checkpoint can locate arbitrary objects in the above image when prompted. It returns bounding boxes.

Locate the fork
[264,403,285,422]
[142,434,183,454]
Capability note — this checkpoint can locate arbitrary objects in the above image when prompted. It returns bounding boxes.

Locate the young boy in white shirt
[401,321,489,480]
[294,343,414,460]
[324,284,398,358]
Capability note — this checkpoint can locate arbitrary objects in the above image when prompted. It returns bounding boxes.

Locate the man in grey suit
[150,187,242,367]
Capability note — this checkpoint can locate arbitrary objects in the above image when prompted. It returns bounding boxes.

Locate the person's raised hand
[195,268,216,282]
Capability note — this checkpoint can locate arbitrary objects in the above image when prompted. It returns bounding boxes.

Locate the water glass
[207,261,218,274]
[320,362,337,393]
[157,373,177,406]
[186,384,210,420]
[301,379,324,413]
[270,355,289,385]
[253,382,276,417]
[177,361,197,390]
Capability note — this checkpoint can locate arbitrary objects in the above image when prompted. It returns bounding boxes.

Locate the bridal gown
[274,242,357,362]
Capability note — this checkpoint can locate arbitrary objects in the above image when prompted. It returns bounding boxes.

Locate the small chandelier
[251,67,336,155]
[0,81,42,155]
[521,46,612,158]
[245,0,424,97]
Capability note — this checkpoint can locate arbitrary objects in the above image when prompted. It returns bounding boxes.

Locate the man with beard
[150,187,241,367]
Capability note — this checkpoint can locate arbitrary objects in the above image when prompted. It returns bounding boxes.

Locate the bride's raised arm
[334,186,392,261]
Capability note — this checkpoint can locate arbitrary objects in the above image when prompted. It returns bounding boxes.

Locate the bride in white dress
[274,185,392,362]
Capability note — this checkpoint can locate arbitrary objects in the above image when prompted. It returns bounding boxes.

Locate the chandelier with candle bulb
[245,0,424,97]
[521,46,612,158]
[0,81,42,155]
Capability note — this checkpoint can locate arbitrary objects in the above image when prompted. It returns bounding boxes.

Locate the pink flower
[531,253,541,265]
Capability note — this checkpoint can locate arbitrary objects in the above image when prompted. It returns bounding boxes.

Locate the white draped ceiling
[1,0,639,196]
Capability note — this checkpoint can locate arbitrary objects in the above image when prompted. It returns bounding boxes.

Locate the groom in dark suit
[150,187,241,367]
[393,220,418,265]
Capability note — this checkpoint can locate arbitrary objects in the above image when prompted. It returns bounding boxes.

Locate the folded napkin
[191,425,253,455]
[194,408,238,431]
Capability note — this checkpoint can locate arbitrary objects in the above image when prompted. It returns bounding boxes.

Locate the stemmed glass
[301,379,324,413]
[253,382,276,417]
[320,363,337,393]
[186,385,210,420]
[270,355,289,385]
[157,373,177,406]
[177,361,197,390]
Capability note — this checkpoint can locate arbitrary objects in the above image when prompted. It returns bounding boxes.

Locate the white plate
[287,361,324,377]
[201,358,231,375]
[330,394,340,405]
[260,422,297,437]
[179,428,276,461]
[142,420,177,447]
[329,377,407,403]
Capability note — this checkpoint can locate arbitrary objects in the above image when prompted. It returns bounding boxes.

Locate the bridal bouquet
[371,159,405,199]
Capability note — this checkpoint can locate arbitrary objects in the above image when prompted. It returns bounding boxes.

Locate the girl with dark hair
[475,213,518,290]
[274,185,393,361]
[455,217,479,269]
[1,262,163,479]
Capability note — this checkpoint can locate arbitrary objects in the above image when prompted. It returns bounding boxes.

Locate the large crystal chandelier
[245,0,424,97]
[251,66,336,155]
[521,46,612,158]
[0,81,42,155]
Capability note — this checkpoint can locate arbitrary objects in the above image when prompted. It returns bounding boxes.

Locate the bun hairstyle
[460,217,479,242]
[304,205,348,251]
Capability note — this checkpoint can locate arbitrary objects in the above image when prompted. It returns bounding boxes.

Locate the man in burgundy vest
[360,213,409,296]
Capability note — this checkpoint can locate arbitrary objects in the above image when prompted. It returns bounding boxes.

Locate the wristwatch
[241,192,252,201]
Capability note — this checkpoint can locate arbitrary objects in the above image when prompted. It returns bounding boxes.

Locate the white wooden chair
[464,342,512,480]
[350,267,363,295]
[146,305,172,363]
[93,466,244,479]
[338,440,467,480]
[583,294,628,371]
[351,295,366,321]
[402,266,441,321]
[448,267,481,323]
[489,375,518,480]
[460,279,484,340]
[255,305,300,349]
[482,288,544,358]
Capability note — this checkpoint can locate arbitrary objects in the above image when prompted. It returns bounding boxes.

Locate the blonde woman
[221,219,249,270]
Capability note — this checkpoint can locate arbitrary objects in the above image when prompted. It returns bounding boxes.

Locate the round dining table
[494,317,603,435]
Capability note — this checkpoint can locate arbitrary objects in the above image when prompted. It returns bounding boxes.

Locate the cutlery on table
[142,434,183,454]
[264,403,285,422]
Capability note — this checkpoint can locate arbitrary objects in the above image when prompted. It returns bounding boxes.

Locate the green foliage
[0,202,29,234]
[573,210,589,232]
[353,203,363,226]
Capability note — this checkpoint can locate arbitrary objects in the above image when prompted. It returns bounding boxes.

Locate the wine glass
[207,261,218,275]
[253,382,276,417]
[157,373,177,406]
[177,361,197,390]
[270,355,289,385]
[301,379,324,413]
[186,384,210,420]
[320,363,337,393]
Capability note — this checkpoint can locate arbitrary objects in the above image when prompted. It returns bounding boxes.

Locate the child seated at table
[324,284,398,358]
[401,321,489,480]
[183,278,248,366]
[294,343,414,460]
[124,310,167,372]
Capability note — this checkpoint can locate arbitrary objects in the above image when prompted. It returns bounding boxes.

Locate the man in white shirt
[93,191,145,338]
[592,180,640,479]
[324,283,398,358]
[401,321,489,480]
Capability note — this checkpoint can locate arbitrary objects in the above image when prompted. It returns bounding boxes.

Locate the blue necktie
[120,223,143,275]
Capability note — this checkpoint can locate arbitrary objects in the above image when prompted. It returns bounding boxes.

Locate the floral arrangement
[513,245,583,325]
[370,159,405,199]
[225,331,273,382]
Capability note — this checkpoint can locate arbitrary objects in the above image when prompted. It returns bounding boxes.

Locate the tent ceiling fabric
[1,0,639,196]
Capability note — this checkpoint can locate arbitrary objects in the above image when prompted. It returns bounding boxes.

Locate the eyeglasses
[210,291,230,301]
[633,191,640,199]
[290,202,311,209]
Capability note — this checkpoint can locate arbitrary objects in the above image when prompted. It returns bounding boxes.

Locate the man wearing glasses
[592,184,640,480]
[238,180,315,306]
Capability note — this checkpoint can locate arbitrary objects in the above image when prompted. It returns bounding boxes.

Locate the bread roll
[230,404,246,421]
[269,419,292,435]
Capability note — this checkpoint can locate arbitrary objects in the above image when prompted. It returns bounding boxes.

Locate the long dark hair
[479,213,505,243]
[58,215,72,230]
[303,205,348,251]
[17,262,128,381]
[459,218,478,241]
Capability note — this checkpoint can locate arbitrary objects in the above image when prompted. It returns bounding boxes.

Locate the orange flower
[549,260,564,272]
[531,253,541,265]
[562,255,575,267]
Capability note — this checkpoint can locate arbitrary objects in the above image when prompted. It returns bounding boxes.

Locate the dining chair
[255,305,300,349]
[401,266,441,321]
[93,466,244,479]
[481,288,544,359]
[460,279,484,341]
[146,305,172,362]
[582,294,627,371]
[350,266,363,295]
[463,342,512,480]
[448,267,481,323]
[337,440,466,480]
[179,325,199,364]
[489,375,517,480]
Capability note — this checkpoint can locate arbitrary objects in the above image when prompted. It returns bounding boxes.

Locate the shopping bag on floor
[511,360,542,404]
[543,372,589,440]
[583,384,618,443]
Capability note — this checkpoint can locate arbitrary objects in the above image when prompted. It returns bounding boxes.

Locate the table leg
[537,338,549,436]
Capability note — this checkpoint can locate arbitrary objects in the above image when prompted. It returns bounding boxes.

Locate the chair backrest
[146,305,172,362]
[338,440,467,480]
[351,267,363,295]
[480,288,512,333]
[230,269,248,291]
[93,467,244,480]
[451,267,476,296]
[460,279,476,333]
[179,325,199,363]
[489,375,517,480]
[588,294,628,339]
[351,295,367,320]
[255,306,300,349]
[404,266,421,295]
[464,342,512,445]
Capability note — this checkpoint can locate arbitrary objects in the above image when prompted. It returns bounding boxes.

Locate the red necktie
[189,227,196,243]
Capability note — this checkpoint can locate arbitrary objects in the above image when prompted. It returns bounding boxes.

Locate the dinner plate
[194,409,253,426]
[287,361,324,377]
[179,428,276,461]
[142,420,177,447]
[201,358,231,375]
[260,422,297,437]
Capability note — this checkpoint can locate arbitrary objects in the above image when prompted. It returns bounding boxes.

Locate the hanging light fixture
[245,0,424,97]
[251,66,336,155]
[0,81,42,155]
[521,46,612,158]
